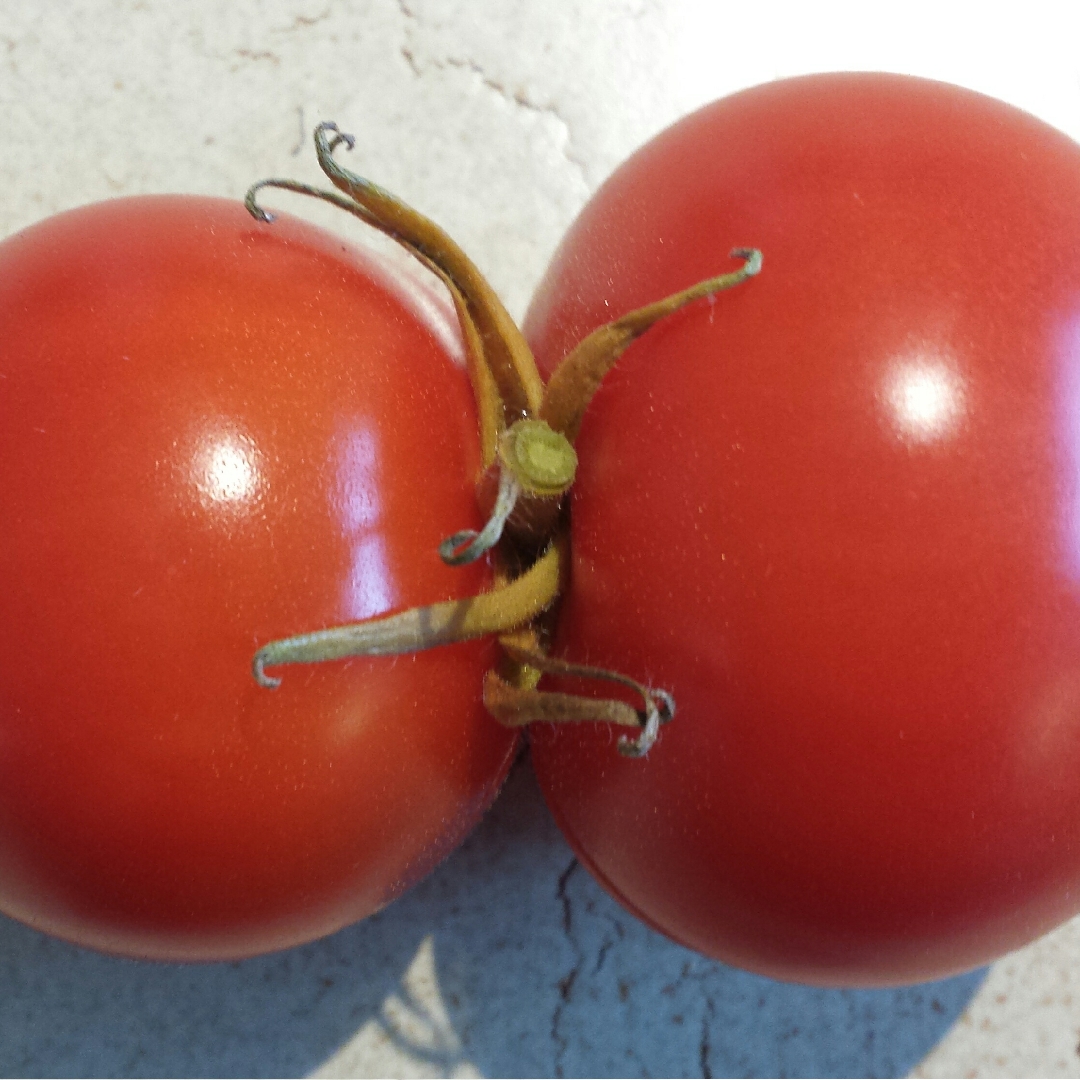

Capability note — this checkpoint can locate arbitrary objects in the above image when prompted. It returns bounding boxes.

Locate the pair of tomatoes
[3,72,1080,987]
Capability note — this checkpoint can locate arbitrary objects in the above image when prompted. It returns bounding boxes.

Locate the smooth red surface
[525,74,1080,986]
[0,196,515,960]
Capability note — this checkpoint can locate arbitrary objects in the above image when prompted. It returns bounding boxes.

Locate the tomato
[524,73,1080,986]
[0,195,516,960]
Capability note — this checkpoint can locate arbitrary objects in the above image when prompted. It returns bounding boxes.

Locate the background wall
[2,2,1080,1076]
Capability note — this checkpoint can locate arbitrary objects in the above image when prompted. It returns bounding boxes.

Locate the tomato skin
[525,73,1080,986]
[0,196,515,960]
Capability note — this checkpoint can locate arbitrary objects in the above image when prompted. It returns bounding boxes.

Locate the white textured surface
[3,2,1080,1076]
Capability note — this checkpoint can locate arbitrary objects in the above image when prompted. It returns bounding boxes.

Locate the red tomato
[0,196,515,960]
[525,73,1080,986]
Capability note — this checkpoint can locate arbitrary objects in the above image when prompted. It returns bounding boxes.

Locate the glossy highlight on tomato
[525,73,1080,986]
[0,196,516,960]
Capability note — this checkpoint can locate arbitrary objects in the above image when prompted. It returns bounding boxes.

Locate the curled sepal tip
[618,687,675,758]
[243,176,386,233]
[439,467,521,566]
[319,122,355,156]
[488,636,676,757]
[730,246,763,277]
[253,654,280,689]
[244,184,275,224]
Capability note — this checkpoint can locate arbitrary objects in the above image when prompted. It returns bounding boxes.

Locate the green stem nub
[499,419,578,497]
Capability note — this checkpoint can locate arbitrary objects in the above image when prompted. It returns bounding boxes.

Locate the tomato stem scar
[500,418,578,497]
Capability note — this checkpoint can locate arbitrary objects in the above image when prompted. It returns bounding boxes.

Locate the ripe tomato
[0,195,515,960]
[524,73,1080,986]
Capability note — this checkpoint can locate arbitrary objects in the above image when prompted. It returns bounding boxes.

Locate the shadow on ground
[0,755,984,1078]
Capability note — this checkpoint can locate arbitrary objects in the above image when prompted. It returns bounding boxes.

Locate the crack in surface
[446,56,546,114]
[593,937,614,975]
[287,9,331,30]
[390,2,587,185]
[700,995,716,1078]
[442,56,589,181]
[1,35,16,76]
[551,857,581,1079]
[592,910,626,974]
[557,858,578,935]
[268,8,332,34]
[395,1,422,80]
[234,47,281,65]
[290,105,306,155]
[400,44,421,76]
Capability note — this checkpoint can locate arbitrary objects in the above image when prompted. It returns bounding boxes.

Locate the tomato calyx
[246,122,761,756]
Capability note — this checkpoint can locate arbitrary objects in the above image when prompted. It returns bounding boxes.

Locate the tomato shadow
[0,882,432,1078]
[425,757,989,1079]
[0,755,985,1078]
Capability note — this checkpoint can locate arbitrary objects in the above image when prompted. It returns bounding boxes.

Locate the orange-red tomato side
[0,196,515,960]
[526,74,1080,986]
